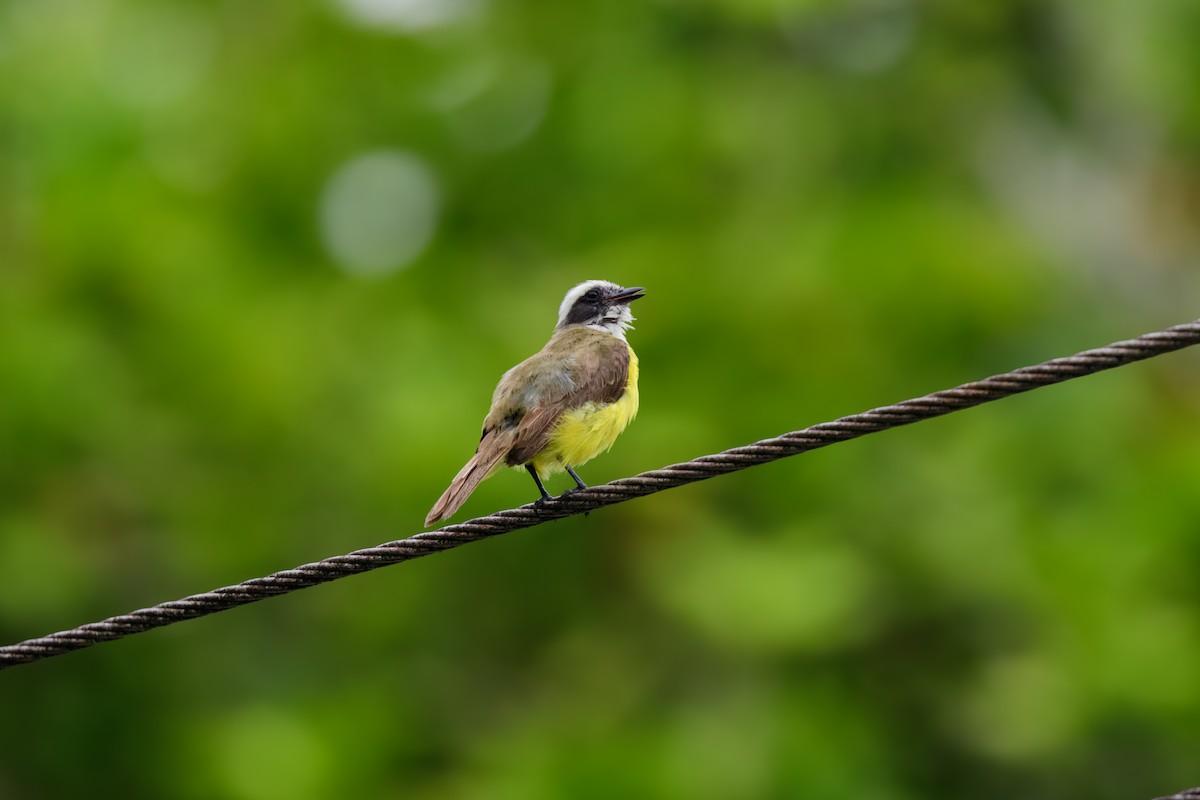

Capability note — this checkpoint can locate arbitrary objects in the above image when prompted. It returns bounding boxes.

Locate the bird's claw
[558,487,591,517]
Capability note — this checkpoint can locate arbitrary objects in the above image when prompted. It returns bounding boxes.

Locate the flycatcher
[426,280,645,526]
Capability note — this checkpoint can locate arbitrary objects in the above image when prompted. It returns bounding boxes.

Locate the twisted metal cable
[3,319,1199,671]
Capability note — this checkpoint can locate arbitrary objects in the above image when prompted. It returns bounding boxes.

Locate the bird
[425,280,645,526]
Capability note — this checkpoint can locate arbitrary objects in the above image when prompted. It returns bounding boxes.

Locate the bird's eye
[583,289,602,302]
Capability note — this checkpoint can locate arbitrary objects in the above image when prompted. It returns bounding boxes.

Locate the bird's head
[555,280,646,339]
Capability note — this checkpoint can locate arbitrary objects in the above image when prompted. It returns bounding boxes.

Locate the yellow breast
[532,347,639,477]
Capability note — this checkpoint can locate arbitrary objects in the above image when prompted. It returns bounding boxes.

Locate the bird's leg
[525,464,553,504]
[562,464,590,517]
[564,465,588,493]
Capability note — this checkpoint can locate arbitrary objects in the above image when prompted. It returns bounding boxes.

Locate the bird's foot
[557,487,590,517]
[564,465,588,492]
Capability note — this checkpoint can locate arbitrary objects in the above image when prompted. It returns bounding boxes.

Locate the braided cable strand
[2,320,1199,670]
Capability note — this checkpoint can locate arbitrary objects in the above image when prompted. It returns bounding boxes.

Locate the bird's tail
[425,448,507,527]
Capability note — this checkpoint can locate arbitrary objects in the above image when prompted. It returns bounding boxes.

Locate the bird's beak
[606,286,646,304]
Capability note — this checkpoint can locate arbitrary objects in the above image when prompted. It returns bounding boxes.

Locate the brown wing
[505,404,567,466]
[484,328,631,467]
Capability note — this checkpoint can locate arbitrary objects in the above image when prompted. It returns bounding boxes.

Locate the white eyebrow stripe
[555,279,619,328]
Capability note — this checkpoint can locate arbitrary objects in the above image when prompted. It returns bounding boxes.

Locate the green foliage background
[2,0,1200,797]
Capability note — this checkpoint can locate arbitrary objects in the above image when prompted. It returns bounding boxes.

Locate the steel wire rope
[2,319,1199,670]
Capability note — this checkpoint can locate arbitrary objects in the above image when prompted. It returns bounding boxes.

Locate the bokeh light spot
[435,57,553,152]
[318,150,440,277]
[334,0,481,32]
[781,0,915,74]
